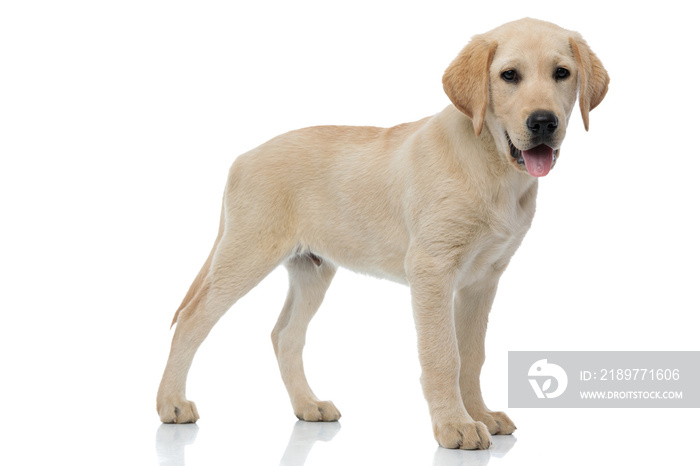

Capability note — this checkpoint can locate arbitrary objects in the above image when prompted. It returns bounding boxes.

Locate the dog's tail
[170,203,226,328]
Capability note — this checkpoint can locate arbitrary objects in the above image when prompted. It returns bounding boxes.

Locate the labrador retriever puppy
[157,17,608,449]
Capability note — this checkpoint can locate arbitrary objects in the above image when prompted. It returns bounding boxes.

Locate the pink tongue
[522,145,554,177]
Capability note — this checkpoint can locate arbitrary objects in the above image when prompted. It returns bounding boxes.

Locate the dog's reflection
[433,434,517,466]
[155,423,199,466]
[155,420,513,465]
[155,421,340,466]
[279,420,341,465]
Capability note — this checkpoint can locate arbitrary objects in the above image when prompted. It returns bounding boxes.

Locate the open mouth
[507,133,558,177]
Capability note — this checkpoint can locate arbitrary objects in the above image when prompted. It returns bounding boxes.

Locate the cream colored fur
[157,18,608,450]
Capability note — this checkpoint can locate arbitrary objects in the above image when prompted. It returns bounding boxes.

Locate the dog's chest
[457,182,537,286]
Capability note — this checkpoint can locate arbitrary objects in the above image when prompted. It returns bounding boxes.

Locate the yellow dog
[158,17,608,449]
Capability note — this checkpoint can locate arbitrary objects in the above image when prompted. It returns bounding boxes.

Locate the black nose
[527,111,558,136]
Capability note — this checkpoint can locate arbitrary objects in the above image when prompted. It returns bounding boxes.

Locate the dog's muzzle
[507,111,561,177]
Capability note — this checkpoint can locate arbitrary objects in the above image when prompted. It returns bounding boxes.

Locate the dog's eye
[501,70,518,82]
[555,68,570,80]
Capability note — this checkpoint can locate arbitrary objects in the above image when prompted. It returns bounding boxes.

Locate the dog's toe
[295,400,341,422]
[470,410,516,435]
[434,420,492,450]
[158,398,200,424]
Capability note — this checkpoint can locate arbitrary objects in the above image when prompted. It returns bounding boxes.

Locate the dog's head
[442,18,609,177]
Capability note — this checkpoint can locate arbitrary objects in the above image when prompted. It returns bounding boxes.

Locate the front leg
[454,278,516,435]
[406,249,491,450]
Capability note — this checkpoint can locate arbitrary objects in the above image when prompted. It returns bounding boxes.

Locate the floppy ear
[442,37,498,136]
[569,35,609,131]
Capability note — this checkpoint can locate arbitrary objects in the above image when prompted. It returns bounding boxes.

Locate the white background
[1,1,698,465]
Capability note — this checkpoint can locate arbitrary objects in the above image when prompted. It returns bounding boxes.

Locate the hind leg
[271,253,340,421]
[157,236,289,423]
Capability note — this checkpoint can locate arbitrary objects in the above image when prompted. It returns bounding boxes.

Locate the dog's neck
[437,105,537,202]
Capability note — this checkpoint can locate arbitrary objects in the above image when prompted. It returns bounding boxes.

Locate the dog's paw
[294,400,341,422]
[433,420,492,450]
[470,410,517,435]
[157,398,200,424]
